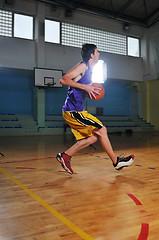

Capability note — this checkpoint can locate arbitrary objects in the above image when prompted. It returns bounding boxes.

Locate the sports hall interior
[0,0,159,239]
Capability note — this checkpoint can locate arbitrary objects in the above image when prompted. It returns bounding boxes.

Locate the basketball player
[56,43,134,174]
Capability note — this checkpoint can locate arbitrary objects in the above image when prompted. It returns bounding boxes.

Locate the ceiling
[35,0,159,28]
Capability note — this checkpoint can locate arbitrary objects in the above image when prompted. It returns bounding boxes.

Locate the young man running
[56,43,134,174]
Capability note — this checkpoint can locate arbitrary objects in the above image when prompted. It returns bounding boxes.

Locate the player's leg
[56,135,98,174]
[57,111,134,173]
[65,134,98,156]
[93,126,117,163]
[94,126,134,170]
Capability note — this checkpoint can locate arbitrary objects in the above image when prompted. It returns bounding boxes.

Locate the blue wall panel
[86,80,130,116]
[0,67,34,114]
[45,86,67,115]
[0,68,131,116]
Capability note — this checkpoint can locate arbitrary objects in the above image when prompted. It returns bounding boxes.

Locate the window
[0,9,12,37]
[0,9,140,57]
[0,10,33,40]
[61,22,127,56]
[45,19,60,44]
[14,13,33,40]
[128,37,139,57]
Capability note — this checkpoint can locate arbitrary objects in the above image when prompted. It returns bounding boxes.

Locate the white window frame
[45,19,60,44]
[127,36,140,57]
[13,13,33,40]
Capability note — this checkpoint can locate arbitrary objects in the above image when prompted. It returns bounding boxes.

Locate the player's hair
[81,43,97,61]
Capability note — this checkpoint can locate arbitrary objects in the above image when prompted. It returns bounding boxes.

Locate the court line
[0,167,94,240]
[1,153,157,173]
[127,193,142,205]
[90,154,157,171]
[0,156,55,165]
[0,153,89,165]
[138,223,149,240]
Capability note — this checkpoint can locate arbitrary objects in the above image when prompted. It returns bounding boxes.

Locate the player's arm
[60,63,99,99]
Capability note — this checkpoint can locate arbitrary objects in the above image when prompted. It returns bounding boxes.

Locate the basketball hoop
[47,82,56,88]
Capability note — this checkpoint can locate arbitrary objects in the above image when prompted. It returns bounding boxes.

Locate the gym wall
[0,0,158,120]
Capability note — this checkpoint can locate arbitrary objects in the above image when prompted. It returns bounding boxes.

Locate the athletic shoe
[113,154,135,170]
[56,152,73,174]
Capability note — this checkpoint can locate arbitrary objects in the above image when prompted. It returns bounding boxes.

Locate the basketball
[91,83,105,101]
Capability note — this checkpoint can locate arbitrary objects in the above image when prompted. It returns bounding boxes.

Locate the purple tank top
[62,61,92,112]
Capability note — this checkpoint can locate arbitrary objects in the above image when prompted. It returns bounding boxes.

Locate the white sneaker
[113,154,135,170]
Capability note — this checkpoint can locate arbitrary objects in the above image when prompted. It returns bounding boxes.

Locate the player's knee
[94,126,107,137]
[100,126,107,135]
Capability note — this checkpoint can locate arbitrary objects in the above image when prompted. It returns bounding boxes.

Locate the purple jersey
[62,61,92,112]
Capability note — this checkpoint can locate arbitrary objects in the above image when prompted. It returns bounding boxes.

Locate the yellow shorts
[63,111,103,141]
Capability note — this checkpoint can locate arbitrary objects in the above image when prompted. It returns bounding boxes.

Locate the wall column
[33,2,45,127]
[33,87,45,128]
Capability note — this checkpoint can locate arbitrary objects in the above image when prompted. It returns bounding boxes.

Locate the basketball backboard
[34,67,63,88]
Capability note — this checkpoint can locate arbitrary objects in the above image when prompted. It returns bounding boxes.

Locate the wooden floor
[0,131,159,240]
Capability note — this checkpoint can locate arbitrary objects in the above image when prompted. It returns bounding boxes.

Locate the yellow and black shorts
[63,111,103,141]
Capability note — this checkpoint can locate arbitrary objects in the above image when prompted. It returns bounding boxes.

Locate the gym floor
[0,131,159,240]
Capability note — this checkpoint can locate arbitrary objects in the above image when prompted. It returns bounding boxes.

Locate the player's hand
[84,83,100,99]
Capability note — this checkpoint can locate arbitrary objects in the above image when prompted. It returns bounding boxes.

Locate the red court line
[138,223,149,240]
[127,193,142,205]
[0,153,90,165]
[0,152,98,165]
[0,156,55,165]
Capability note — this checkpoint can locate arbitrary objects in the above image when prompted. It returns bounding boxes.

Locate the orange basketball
[91,83,105,101]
